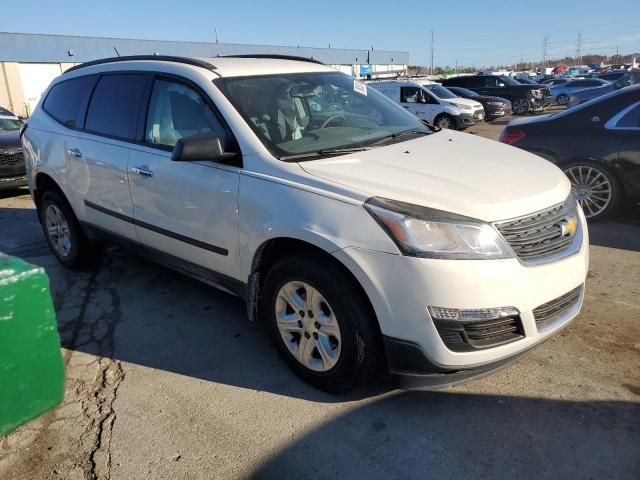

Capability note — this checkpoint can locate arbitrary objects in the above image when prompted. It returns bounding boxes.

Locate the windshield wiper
[280,146,371,161]
[367,128,432,147]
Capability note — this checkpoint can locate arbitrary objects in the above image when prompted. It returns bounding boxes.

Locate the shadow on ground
[248,390,640,479]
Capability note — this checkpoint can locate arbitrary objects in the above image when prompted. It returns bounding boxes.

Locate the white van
[412,79,485,123]
[368,80,480,129]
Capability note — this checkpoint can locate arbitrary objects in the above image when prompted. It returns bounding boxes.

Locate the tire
[556,94,569,105]
[511,97,530,115]
[262,254,380,393]
[434,114,455,129]
[562,161,621,222]
[38,190,95,268]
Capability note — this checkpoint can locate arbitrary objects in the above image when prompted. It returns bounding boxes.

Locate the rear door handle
[131,166,153,177]
[67,148,83,158]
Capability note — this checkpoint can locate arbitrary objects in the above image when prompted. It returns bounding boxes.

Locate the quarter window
[617,104,640,128]
[85,74,149,140]
[145,79,226,148]
[43,76,97,129]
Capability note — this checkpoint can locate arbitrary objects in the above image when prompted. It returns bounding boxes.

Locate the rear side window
[85,74,149,140]
[617,104,640,128]
[43,76,97,129]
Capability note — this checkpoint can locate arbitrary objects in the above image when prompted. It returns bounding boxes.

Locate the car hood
[475,95,511,104]
[300,130,570,222]
[0,130,20,148]
[446,98,484,110]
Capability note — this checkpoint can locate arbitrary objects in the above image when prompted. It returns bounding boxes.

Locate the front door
[128,77,241,283]
[400,86,432,122]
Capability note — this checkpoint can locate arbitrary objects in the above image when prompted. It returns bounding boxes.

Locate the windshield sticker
[353,80,367,96]
[0,115,19,120]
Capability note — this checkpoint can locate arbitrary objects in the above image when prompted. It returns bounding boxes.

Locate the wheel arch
[33,171,64,208]
[246,235,384,342]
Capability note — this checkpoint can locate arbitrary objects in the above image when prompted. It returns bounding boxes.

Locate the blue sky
[2,0,639,67]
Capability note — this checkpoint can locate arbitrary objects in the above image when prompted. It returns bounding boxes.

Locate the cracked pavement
[0,134,639,478]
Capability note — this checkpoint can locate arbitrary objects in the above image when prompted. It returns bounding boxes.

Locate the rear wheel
[38,190,95,268]
[563,162,621,221]
[556,93,569,105]
[512,97,530,115]
[262,254,380,393]
[434,114,455,129]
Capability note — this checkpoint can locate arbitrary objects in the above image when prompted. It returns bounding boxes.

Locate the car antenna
[113,46,121,57]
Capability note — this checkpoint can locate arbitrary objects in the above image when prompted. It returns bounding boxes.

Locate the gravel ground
[1,116,639,480]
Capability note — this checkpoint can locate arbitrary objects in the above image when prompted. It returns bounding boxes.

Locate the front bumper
[486,104,512,119]
[457,110,485,128]
[0,174,27,190]
[333,209,589,385]
[530,95,553,111]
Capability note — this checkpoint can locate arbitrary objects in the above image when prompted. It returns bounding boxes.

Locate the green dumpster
[0,254,64,436]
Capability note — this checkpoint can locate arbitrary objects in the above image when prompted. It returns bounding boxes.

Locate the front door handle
[403,105,410,109]
[67,148,83,158]
[131,166,153,177]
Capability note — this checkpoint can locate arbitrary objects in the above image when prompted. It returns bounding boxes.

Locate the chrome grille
[494,198,578,262]
[533,284,583,331]
[0,148,24,167]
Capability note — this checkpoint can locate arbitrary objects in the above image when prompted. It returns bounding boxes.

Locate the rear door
[128,76,241,282]
[607,101,640,199]
[78,73,151,240]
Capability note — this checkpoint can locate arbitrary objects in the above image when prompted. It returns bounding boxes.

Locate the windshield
[422,84,458,99]
[0,117,22,130]
[499,76,522,86]
[215,72,429,160]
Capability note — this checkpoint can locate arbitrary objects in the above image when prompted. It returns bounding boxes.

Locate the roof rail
[219,54,325,65]
[64,55,217,74]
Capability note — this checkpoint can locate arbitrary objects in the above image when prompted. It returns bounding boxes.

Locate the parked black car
[0,110,26,191]
[442,75,552,115]
[499,85,640,221]
[598,70,630,83]
[446,86,512,121]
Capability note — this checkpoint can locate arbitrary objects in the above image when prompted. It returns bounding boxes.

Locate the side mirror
[171,133,236,162]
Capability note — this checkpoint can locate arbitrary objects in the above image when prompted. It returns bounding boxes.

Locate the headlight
[486,101,504,106]
[451,102,471,111]
[364,197,513,260]
[529,90,543,98]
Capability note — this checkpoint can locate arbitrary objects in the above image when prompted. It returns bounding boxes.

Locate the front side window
[216,72,428,160]
[43,75,97,129]
[85,74,148,140]
[145,79,226,148]
[400,87,422,103]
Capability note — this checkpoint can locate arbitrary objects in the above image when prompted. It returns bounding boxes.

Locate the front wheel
[512,97,530,115]
[563,162,621,221]
[262,254,380,393]
[556,94,569,105]
[434,114,455,129]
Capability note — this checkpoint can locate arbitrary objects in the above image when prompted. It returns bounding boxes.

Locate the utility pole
[215,28,219,44]
[616,45,619,64]
[542,35,549,68]
[576,32,583,65]
[429,31,435,75]
[455,59,458,74]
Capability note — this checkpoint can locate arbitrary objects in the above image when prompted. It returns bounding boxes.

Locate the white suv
[22,55,588,393]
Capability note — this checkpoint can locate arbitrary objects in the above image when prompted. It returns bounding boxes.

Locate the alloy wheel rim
[275,281,342,372]
[564,165,612,218]
[558,94,568,105]
[438,117,452,129]
[45,204,72,257]
[513,99,528,114]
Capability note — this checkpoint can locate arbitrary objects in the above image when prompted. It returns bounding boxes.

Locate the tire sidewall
[435,114,454,129]
[262,256,376,392]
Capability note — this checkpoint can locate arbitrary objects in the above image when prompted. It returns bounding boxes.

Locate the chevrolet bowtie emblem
[561,216,578,237]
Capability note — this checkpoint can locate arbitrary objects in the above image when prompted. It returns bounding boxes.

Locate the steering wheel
[320,114,345,129]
